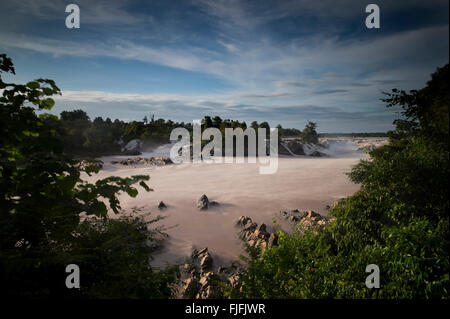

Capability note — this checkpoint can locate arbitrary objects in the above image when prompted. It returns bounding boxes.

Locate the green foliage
[0,54,178,298]
[232,64,449,299]
[300,121,319,144]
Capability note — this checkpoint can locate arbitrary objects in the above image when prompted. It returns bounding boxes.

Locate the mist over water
[93,137,385,267]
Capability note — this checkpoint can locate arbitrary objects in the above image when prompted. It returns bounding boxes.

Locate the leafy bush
[0,54,179,298]
[232,64,449,299]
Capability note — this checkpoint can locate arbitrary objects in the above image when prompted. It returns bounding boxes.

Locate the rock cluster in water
[236,216,278,252]
[179,208,336,299]
[76,159,104,170]
[279,139,327,157]
[111,156,173,166]
[182,247,243,299]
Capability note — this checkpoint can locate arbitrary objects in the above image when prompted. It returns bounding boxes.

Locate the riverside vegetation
[0,53,448,298]
[0,54,179,298]
[227,64,449,299]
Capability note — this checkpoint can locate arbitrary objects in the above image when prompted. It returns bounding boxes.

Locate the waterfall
[280,142,297,156]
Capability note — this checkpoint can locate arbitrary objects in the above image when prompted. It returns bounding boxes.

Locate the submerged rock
[197,194,210,210]
[197,194,218,210]
[111,156,173,166]
[76,159,103,170]
[236,216,278,252]
[121,139,143,155]
[158,201,167,209]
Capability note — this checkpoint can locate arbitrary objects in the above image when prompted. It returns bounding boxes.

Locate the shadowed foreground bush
[229,64,449,299]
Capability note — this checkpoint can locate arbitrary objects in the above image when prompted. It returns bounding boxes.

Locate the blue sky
[0,0,448,132]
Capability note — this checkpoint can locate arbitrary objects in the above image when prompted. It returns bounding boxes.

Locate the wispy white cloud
[1,0,448,131]
[9,0,152,26]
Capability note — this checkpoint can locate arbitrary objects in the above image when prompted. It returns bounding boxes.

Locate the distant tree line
[52,111,321,157]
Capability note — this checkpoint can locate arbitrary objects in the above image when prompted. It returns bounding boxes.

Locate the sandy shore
[86,147,365,267]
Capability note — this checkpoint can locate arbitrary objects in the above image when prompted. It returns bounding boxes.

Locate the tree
[93,116,104,126]
[300,121,319,144]
[60,109,90,121]
[0,54,178,298]
[212,116,223,128]
[202,116,213,129]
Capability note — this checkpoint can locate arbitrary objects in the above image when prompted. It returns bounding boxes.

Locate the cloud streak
[0,0,448,132]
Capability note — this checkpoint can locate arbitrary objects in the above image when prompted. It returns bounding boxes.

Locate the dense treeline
[54,110,192,156]
[230,64,449,298]
[54,110,321,156]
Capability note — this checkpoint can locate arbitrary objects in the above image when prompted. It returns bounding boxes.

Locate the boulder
[121,139,143,155]
[280,209,306,222]
[280,208,332,229]
[113,156,173,166]
[158,201,167,209]
[236,217,278,251]
[287,140,305,155]
[268,233,278,248]
[200,252,213,271]
[76,159,103,170]
[237,216,252,227]
[184,246,244,299]
[191,247,208,259]
[197,194,210,210]
[228,274,241,289]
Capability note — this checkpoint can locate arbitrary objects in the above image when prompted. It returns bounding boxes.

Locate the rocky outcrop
[182,247,243,299]
[280,209,333,228]
[111,156,173,166]
[76,159,103,170]
[197,194,219,210]
[279,140,306,156]
[197,194,209,210]
[158,201,167,210]
[121,139,143,155]
[236,216,278,251]
[286,140,305,155]
[181,216,280,299]
[279,139,329,157]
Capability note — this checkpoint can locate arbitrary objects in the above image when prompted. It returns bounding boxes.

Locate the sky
[0,0,448,132]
